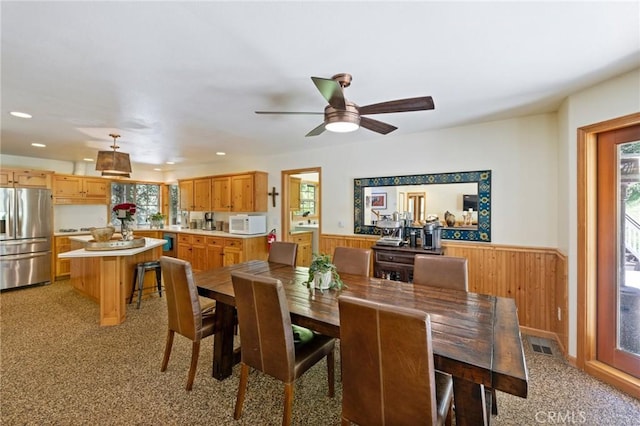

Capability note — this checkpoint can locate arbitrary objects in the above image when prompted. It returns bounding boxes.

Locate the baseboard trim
[584,360,640,399]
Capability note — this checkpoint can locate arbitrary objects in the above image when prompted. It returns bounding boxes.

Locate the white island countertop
[58,236,166,258]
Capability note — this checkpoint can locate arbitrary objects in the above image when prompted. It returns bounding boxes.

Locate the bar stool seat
[129,260,162,309]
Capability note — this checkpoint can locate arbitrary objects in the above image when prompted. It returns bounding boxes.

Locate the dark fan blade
[305,122,326,137]
[359,96,434,115]
[311,77,346,110]
[360,117,397,135]
[255,111,323,115]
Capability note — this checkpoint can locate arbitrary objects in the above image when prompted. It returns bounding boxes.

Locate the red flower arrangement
[113,203,136,221]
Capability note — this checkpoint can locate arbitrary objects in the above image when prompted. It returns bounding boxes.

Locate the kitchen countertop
[58,236,166,258]
[55,225,268,239]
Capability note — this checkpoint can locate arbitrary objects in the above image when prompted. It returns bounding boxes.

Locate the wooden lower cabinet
[291,231,312,267]
[54,236,72,279]
[372,244,443,282]
[177,233,268,270]
[132,230,161,239]
[177,234,207,271]
[206,237,224,270]
[223,238,243,266]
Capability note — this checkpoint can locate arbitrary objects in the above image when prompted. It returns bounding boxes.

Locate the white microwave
[229,215,267,235]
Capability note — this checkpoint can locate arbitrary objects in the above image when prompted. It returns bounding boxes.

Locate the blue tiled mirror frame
[353,170,491,242]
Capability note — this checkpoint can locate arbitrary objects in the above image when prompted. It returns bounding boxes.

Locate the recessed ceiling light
[84,158,94,162]
[166,161,175,165]
[216,152,226,156]
[31,143,46,148]
[153,168,162,171]
[10,111,32,119]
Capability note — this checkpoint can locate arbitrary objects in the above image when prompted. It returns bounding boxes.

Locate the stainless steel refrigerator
[0,187,52,290]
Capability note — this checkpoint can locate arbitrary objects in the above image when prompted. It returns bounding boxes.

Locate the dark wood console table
[372,244,444,282]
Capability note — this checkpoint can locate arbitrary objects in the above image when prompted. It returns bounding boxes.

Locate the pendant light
[95,133,132,178]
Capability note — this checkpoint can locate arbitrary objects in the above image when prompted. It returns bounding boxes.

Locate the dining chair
[332,246,371,277]
[412,254,498,414]
[338,295,454,426]
[412,254,469,291]
[268,241,298,266]
[231,270,335,426]
[159,256,217,391]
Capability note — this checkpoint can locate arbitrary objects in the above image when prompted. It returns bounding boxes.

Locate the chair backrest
[332,247,371,277]
[338,295,439,425]
[268,241,298,266]
[412,254,469,291]
[159,256,207,341]
[231,270,295,382]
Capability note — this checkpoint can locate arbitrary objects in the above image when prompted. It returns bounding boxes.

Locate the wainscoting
[320,234,568,354]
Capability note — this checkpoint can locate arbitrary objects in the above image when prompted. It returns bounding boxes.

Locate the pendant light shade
[96,134,132,178]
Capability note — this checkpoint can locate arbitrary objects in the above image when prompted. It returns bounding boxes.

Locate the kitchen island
[58,236,165,326]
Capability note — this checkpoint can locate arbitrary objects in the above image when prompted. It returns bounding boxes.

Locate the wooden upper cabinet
[53,175,109,204]
[0,169,52,188]
[179,178,211,211]
[289,177,301,211]
[231,172,267,212]
[231,174,254,212]
[193,178,211,211]
[212,172,267,212]
[179,179,194,210]
[211,176,231,211]
[183,171,268,213]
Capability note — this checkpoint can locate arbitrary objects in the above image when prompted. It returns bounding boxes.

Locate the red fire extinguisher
[267,229,277,250]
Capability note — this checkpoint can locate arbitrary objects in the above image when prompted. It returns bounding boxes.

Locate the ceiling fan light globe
[324,102,360,133]
[325,121,360,133]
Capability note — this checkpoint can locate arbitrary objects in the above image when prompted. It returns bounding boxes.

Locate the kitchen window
[295,182,316,217]
[110,182,161,226]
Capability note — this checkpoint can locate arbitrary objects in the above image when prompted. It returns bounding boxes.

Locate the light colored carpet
[1,280,639,425]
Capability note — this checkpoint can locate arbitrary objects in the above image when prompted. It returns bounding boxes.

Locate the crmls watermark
[535,411,587,424]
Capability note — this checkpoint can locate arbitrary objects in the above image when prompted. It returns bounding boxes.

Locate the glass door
[597,126,640,378]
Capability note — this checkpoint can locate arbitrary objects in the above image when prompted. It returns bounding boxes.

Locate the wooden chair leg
[185,340,200,391]
[327,350,335,397]
[160,330,174,372]
[491,388,498,415]
[283,382,294,426]
[234,363,249,420]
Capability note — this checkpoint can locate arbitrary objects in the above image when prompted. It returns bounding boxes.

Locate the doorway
[578,112,640,396]
[281,167,321,255]
[596,126,640,378]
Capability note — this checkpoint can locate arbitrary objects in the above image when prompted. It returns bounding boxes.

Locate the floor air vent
[528,336,554,355]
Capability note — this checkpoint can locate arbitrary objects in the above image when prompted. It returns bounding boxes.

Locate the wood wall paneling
[320,234,568,352]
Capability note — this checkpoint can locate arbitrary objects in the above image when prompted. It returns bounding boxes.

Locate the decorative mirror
[353,170,491,242]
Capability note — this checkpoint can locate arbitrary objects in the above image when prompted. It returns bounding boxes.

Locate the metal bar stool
[129,260,162,308]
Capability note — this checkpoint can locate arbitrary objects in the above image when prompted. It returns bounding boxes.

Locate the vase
[313,271,332,290]
[444,211,456,227]
[120,220,133,240]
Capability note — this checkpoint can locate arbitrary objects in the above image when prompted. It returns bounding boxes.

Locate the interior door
[596,125,640,378]
[281,167,321,244]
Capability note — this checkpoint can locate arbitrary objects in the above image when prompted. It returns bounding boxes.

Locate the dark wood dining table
[195,260,528,426]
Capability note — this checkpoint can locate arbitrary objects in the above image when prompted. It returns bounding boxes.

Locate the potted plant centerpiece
[147,212,165,229]
[303,253,344,291]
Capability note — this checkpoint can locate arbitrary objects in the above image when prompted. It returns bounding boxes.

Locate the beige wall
[558,68,640,356]
[3,68,639,358]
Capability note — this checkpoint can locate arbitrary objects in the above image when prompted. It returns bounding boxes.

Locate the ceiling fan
[255,73,435,137]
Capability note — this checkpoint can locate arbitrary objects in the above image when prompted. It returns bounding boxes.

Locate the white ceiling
[2,1,639,172]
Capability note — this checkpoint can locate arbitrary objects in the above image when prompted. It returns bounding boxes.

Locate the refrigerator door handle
[2,252,49,261]
[1,238,49,246]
